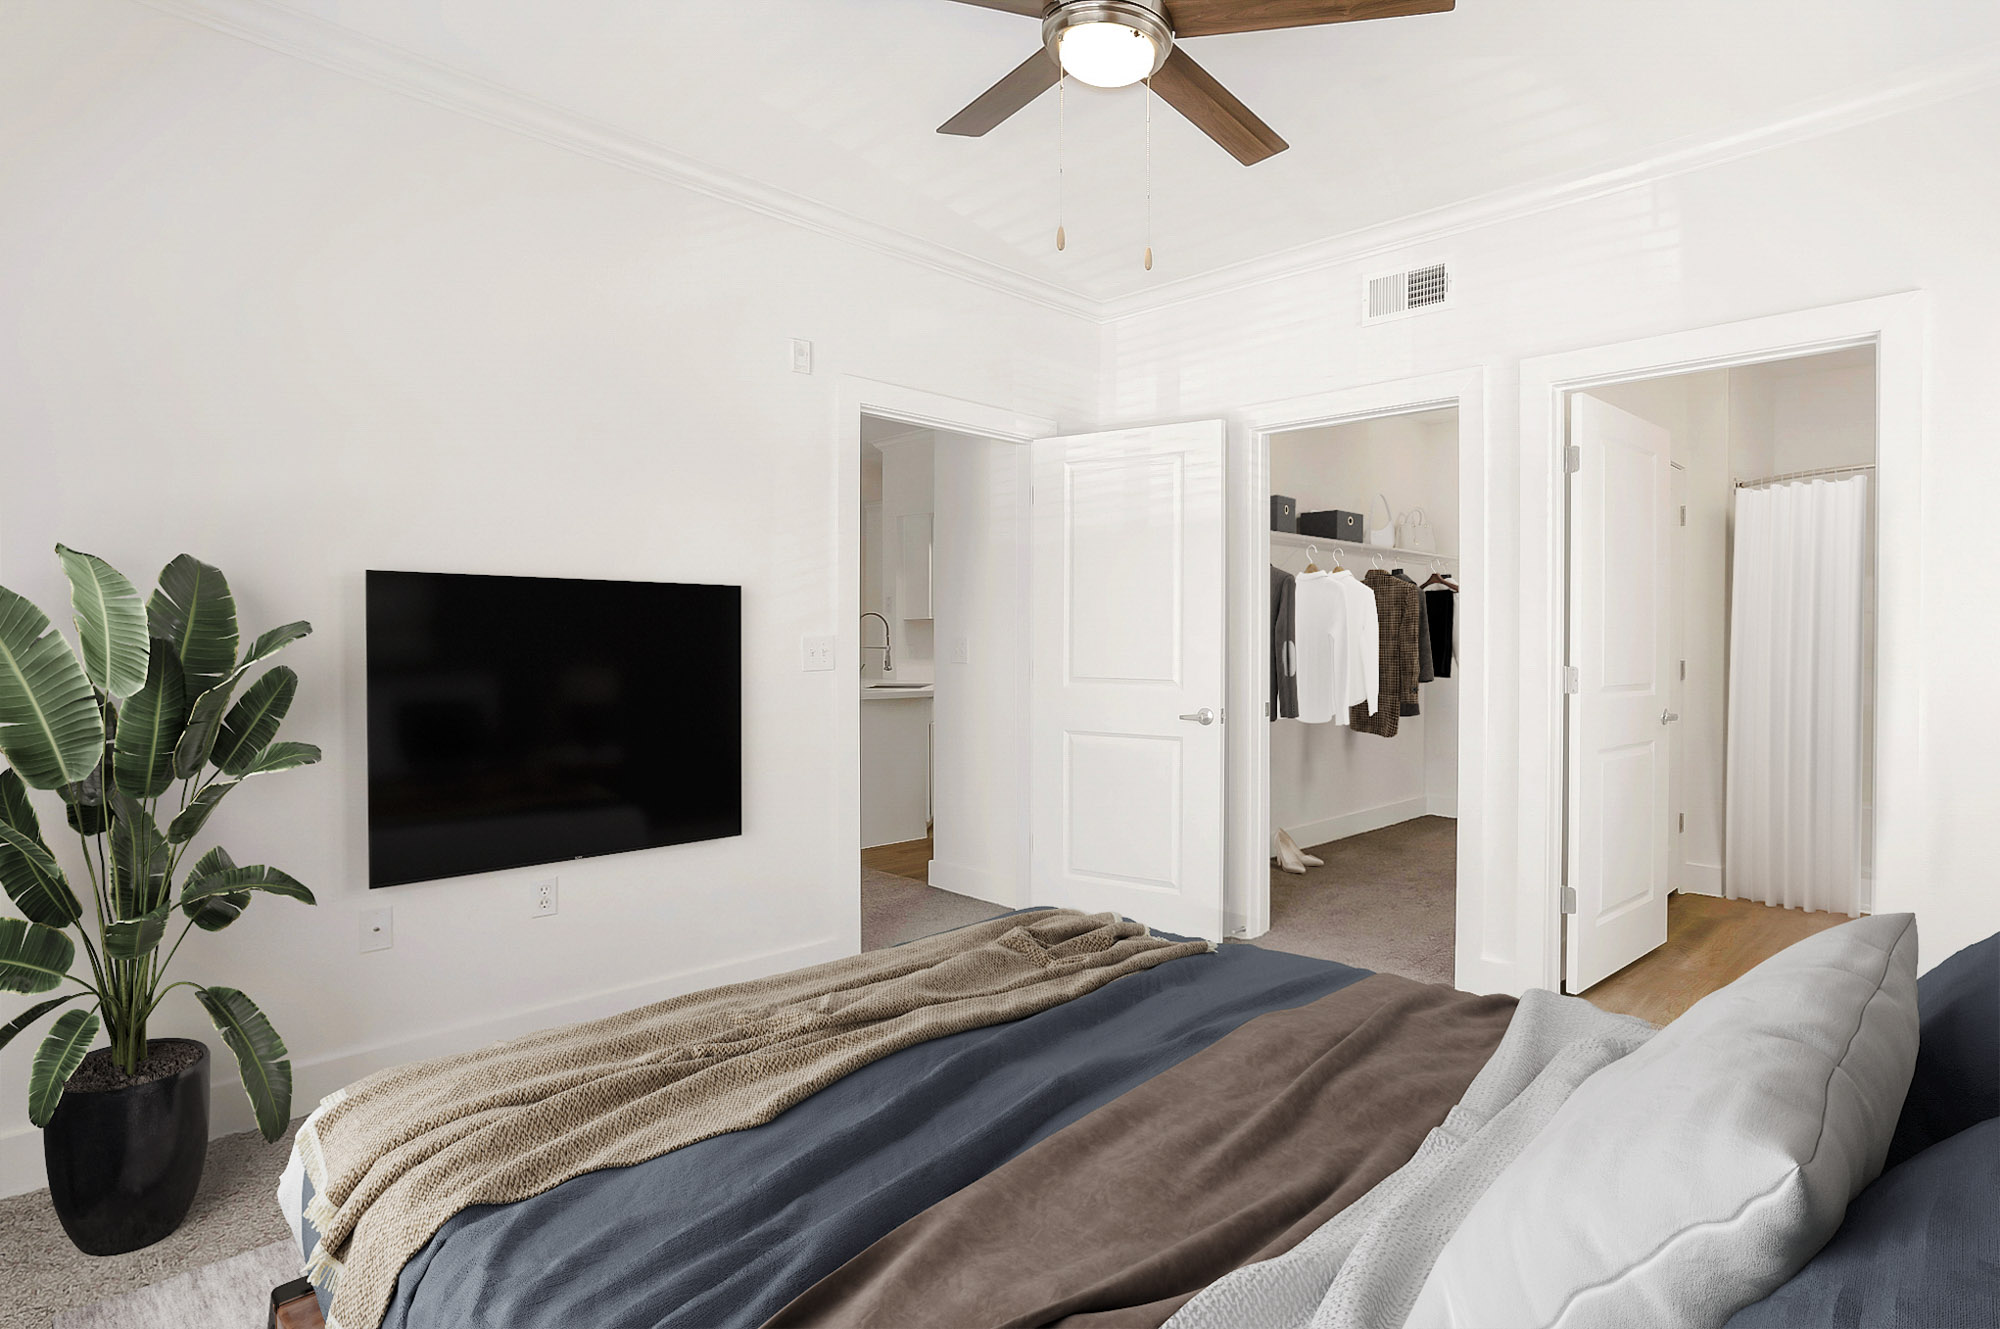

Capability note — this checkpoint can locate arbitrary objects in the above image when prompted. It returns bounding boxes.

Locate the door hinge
[1564,444,1581,474]
[1679,504,1688,527]
[1562,666,1579,694]
[1559,885,1577,914]
[1680,659,1686,681]
[1678,812,1686,833]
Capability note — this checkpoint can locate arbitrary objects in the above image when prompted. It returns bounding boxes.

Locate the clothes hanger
[1302,543,1320,573]
[1421,558,1458,590]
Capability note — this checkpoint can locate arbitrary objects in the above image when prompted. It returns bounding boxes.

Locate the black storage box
[1299,509,1364,542]
[1270,495,1298,532]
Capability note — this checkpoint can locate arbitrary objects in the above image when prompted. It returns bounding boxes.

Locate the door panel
[1565,394,1674,992]
[1032,422,1226,939]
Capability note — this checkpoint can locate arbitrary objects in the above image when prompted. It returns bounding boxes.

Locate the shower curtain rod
[1736,463,1875,489]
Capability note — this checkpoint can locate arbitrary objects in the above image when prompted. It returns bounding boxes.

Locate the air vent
[1362,261,1453,324]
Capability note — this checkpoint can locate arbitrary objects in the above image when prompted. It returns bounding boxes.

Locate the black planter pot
[43,1039,210,1256]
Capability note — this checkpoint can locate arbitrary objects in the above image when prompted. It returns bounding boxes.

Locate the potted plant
[0,547,317,1255]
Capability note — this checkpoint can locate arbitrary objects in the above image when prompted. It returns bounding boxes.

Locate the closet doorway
[1263,407,1464,983]
[1560,347,1880,1014]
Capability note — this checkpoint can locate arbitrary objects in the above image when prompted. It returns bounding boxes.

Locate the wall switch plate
[790,338,813,374]
[531,877,558,918]
[802,634,835,671]
[950,636,971,664]
[359,906,393,953]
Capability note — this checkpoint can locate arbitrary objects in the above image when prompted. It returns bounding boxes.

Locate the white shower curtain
[1724,475,1870,916]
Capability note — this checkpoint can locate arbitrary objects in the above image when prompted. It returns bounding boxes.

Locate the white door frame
[1230,368,1496,987]
[834,377,1060,952]
[1520,292,1926,994]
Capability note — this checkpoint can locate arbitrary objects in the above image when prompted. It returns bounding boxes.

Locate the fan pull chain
[1055,73,1067,253]
[1143,77,1153,272]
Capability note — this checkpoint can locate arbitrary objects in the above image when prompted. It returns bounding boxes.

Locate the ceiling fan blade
[942,0,1048,15]
[1149,47,1288,165]
[1167,0,1453,39]
[939,50,1062,137]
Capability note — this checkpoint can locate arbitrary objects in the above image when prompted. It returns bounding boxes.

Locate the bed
[275,910,1999,1329]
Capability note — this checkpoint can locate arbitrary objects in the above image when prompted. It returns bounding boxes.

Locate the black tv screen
[365,570,741,888]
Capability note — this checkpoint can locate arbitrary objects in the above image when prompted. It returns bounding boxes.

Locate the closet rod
[1736,463,1874,489]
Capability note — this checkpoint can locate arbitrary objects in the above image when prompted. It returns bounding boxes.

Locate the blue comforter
[301,941,1368,1329]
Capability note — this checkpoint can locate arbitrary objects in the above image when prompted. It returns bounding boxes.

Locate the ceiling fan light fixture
[1043,1,1173,90]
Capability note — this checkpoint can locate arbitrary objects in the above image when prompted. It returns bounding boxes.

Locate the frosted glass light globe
[1057,22,1158,89]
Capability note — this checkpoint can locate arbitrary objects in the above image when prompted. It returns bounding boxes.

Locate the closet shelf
[1269,529,1458,566]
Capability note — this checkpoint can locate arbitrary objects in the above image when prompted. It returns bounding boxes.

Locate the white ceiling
[247,0,2000,307]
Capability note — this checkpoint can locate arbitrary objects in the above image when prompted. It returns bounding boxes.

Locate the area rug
[51,1238,299,1329]
[861,868,1006,950]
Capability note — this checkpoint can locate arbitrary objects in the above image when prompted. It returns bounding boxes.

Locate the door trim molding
[835,378,1059,952]
[1231,369,1490,979]
[1519,292,1926,994]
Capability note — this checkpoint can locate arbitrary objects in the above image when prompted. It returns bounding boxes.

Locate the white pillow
[1408,912,1918,1329]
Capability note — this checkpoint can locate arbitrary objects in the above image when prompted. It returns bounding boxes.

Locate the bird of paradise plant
[0,547,316,1141]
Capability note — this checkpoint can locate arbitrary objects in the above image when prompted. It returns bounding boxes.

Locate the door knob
[1661,709,1680,725]
[1179,708,1217,726]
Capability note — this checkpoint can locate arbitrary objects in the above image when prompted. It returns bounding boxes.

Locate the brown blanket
[299,909,1211,1329]
[764,971,1516,1329]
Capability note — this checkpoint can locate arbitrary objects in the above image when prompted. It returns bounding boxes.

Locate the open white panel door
[1565,394,1673,992]
[1031,421,1227,940]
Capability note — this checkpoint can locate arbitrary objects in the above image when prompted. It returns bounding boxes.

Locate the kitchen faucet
[860,612,892,673]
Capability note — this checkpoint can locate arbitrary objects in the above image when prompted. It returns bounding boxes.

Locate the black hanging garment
[1425,587,1455,678]
[1270,565,1298,720]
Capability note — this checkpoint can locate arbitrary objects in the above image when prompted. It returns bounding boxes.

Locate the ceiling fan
[940,0,1454,165]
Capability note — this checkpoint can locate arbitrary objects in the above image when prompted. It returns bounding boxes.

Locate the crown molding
[132,0,2000,327]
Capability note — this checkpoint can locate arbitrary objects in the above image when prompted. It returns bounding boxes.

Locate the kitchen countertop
[861,682,935,700]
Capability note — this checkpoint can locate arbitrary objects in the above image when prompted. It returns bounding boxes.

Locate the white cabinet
[861,693,933,848]
[897,513,933,620]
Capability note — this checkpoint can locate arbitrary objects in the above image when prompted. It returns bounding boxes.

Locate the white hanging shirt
[1292,570,1351,725]
[1332,569,1381,716]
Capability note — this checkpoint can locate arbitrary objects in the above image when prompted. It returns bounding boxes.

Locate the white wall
[1107,83,2000,985]
[930,432,1031,905]
[1269,409,1460,848]
[0,1,1095,1196]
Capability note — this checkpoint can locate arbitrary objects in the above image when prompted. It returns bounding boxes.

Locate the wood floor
[862,836,931,883]
[1579,892,1854,1025]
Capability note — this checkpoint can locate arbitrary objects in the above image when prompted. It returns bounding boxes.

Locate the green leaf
[242,741,321,778]
[109,791,168,919]
[29,1008,99,1128]
[211,667,296,778]
[166,781,235,845]
[112,641,187,799]
[180,848,248,931]
[54,545,150,700]
[195,987,289,1142]
[240,621,311,671]
[0,917,76,994]
[146,556,238,696]
[0,819,81,928]
[104,901,172,960]
[0,584,105,790]
[181,862,314,908]
[173,679,238,780]
[0,992,86,1053]
[0,765,40,838]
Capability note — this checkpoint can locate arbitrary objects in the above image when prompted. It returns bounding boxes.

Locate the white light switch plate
[802,634,835,671]
[359,906,393,953]
[531,877,558,918]
[790,338,813,374]
[950,636,972,664]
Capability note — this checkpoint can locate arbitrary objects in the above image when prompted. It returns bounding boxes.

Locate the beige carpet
[0,1118,303,1329]
[1252,816,1456,985]
[862,868,1006,950]
[52,1238,298,1329]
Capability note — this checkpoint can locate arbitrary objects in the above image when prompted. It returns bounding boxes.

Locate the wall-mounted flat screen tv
[366,570,741,888]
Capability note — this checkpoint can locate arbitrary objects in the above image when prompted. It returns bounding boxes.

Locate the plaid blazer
[1350,569,1422,737]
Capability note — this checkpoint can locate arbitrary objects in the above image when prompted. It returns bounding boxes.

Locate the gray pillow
[1408,913,1919,1329]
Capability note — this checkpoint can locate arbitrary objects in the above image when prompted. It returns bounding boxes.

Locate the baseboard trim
[1677,861,1725,897]
[1426,792,1459,819]
[0,934,847,1200]
[1280,796,1431,852]
[926,859,1019,909]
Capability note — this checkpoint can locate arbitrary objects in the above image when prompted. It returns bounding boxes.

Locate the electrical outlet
[359,906,393,953]
[802,634,835,672]
[790,338,813,374]
[950,636,971,665]
[531,877,558,918]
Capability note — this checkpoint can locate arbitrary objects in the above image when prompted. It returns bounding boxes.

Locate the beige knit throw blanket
[297,908,1211,1329]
